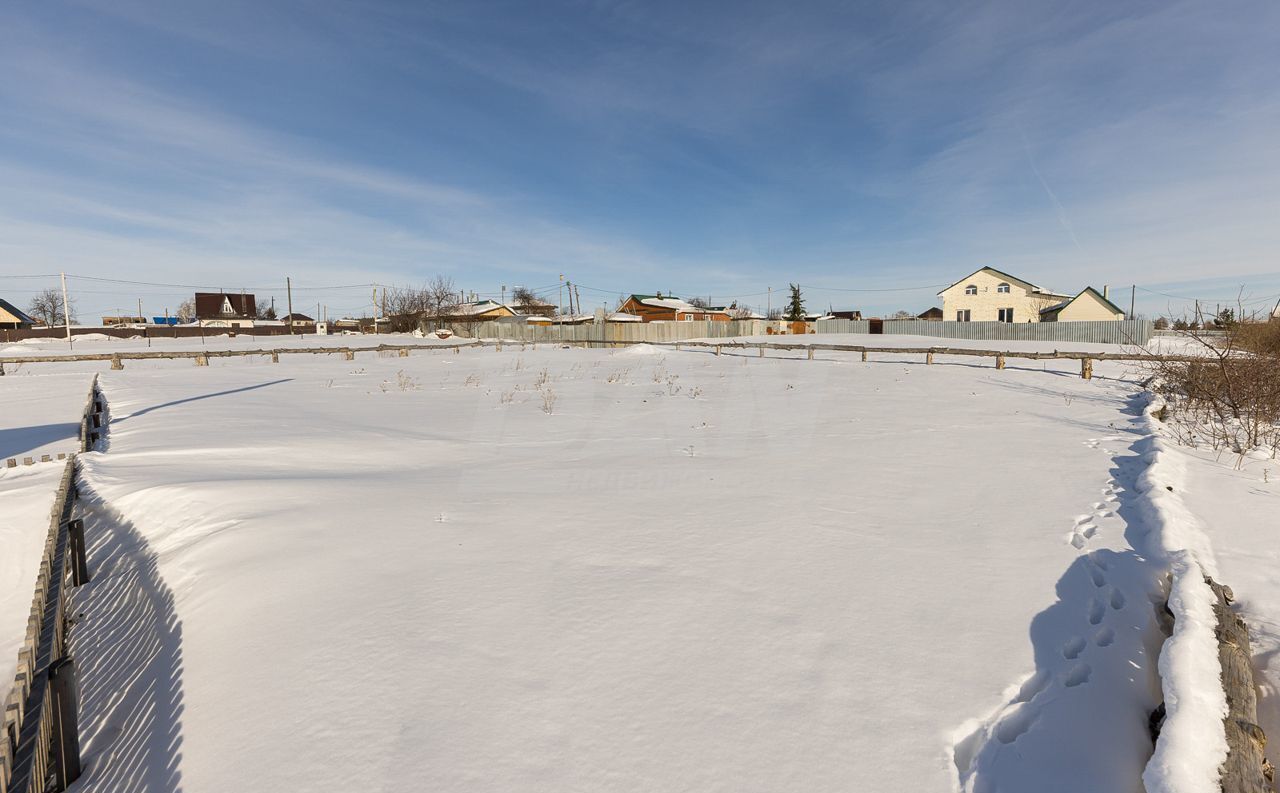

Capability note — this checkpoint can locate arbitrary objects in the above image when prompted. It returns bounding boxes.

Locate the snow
[0,371,94,461]
[43,342,1185,792]
[1158,411,1280,788]
[0,331,465,359]
[0,334,1256,791]
[0,465,65,691]
[0,372,93,703]
[1132,397,1229,793]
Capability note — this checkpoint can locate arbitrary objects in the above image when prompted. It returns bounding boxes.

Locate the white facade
[938,268,1067,324]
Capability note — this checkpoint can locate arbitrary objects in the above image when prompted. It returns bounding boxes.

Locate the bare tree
[890,310,915,320]
[176,299,197,323]
[255,297,278,320]
[381,276,463,333]
[28,287,77,326]
[511,285,555,317]
[686,296,710,309]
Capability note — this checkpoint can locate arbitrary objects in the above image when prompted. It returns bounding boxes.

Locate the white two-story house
[938,267,1124,323]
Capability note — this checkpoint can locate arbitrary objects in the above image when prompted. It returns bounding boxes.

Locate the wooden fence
[0,339,1204,380]
[1,377,100,793]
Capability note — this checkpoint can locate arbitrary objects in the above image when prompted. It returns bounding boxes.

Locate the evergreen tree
[785,283,805,321]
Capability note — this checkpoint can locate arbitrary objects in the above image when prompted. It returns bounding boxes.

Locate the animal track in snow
[1070,533,1087,549]
[1062,636,1087,659]
[1109,588,1126,610]
[1063,663,1092,687]
[1080,524,1097,539]
[1093,627,1115,647]
[1085,563,1106,588]
[1088,598,1106,625]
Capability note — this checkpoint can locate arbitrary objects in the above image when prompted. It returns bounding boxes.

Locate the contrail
[1017,124,1084,254]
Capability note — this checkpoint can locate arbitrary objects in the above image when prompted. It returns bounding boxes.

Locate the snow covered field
[1,337,1267,791]
[35,343,1162,792]
[0,372,94,690]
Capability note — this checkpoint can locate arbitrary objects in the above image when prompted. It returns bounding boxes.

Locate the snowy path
[61,346,1174,791]
[953,388,1168,793]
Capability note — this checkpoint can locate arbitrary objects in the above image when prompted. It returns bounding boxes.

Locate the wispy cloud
[0,0,1277,318]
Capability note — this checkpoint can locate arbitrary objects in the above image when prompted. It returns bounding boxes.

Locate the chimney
[1103,285,1109,299]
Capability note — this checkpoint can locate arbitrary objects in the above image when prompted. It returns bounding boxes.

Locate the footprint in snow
[1109,588,1126,610]
[1063,663,1092,687]
[1088,598,1106,625]
[1085,561,1106,587]
[1062,636,1087,660]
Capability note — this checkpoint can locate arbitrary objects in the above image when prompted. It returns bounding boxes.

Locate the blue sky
[2,0,1278,318]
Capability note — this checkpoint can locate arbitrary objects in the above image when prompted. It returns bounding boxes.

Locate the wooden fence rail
[1,377,100,793]
[0,339,1205,380]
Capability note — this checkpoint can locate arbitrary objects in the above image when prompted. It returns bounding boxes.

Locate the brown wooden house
[617,294,731,322]
[195,292,256,321]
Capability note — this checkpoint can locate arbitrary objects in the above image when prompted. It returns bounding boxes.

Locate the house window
[998,308,1014,323]
[964,285,978,295]
[997,283,1010,293]
[956,309,971,322]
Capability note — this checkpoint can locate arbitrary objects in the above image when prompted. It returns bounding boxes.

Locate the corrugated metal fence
[880,319,1153,344]
[452,318,1152,345]
[450,320,770,344]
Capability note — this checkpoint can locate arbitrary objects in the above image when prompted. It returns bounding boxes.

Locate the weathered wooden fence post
[861,350,868,362]
[344,350,355,361]
[926,351,934,365]
[996,354,1006,370]
[67,519,89,587]
[110,355,123,370]
[1207,579,1271,793]
[715,345,721,357]
[758,346,764,358]
[195,354,208,367]
[1081,358,1093,380]
[807,347,814,360]
[270,352,279,364]
[47,658,82,791]
[398,348,409,358]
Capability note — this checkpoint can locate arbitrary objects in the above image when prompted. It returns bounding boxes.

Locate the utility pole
[1129,285,1135,321]
[559,274,565,341]
[501,284,506,308]
[372,287,379,335]
[286,277,295,335]
[61,272,72,347]
[767,286,772,319]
